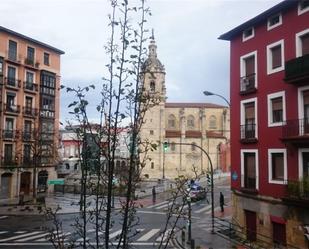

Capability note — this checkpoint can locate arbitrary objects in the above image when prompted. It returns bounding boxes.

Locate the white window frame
[298,85,309,135]
[298,1,309,15]
[241,149,259,190]
[296,28,309,57]
[6,64,18,80]
[298,148,309,179]
[24,70,36,83]
[267,39,285,75]
[242,27,254,42]
[267,91,286,127]
[267,13,282,31]
[240,51,258,88]
[240,97,258,138]
[268,149,287,184]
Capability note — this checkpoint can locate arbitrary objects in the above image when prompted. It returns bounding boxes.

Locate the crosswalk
[145,200,212,214]
[0,228,173,246]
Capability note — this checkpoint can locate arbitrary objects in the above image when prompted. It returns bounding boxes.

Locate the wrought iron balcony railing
[4,77,21,88]
[2,129,19,140]
[286,178,309,200]
[23,81,38,92]
[240,73,256,94]
[4,104,21,114]
[23,106,38,117]
[284,54,309,84]
[240,122,257,142]
[282,118,309,139]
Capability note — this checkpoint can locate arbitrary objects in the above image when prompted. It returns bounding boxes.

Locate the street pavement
[0,173,233,248]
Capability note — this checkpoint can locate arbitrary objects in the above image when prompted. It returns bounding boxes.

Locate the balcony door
[302,90,309,134]
[245,210,257,241]
[244,152,256,189]
[245,103,255,139]
[302,152,309,178]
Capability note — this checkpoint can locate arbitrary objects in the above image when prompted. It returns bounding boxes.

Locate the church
[140,35,230,179]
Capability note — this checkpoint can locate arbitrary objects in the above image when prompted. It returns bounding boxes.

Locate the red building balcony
[240,123,257,143]
[282,178,309,207]
[284,54,309,84]
[240,73,257,95]
[281,119,309,145]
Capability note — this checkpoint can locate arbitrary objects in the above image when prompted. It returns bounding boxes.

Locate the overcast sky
[0,0,282,123]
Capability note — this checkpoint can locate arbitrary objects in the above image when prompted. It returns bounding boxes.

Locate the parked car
[188,184,206,202]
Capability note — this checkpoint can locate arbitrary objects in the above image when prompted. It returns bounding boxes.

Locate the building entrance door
[302,152,309,178]
[0,173,12,198]
[245,210,257,241]
[20,172,31,195]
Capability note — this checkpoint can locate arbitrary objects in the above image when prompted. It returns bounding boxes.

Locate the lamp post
[203,90,230,107]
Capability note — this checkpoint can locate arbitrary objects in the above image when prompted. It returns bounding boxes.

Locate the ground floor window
[272,221,286,246]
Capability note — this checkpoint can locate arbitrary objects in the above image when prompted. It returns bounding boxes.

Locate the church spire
[149,29,157,59]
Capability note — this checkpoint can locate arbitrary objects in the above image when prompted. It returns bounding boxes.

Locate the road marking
[182,202,197,210]
[15,232,50,242]
[155,202,172,209]
[0,216,8,220]
[14,231,27,234]
[109,229,122,239]
[0,231,8,235]
[137,228,160,241]
[0,242,167,246]
[156,229,171,242]
[194,204,211,213]
[206,206,221,214]
[0,231,41,242]
[36,232,71,242]
[146,201,168,209]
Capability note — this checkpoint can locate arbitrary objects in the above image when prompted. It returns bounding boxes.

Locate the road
[0,177,231,248]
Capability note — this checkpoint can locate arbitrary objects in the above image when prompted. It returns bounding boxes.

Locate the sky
[0,0,283,123]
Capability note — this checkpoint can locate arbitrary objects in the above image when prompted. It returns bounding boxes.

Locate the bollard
[181,230,185,244]
[190,239,195,249]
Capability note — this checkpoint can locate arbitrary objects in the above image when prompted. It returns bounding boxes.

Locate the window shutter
[245,103,255,119]
[272,97,282,111]
[245,56,255,75]
[271,45,282,69]
[302,33,309,55]
[303,90,309,105]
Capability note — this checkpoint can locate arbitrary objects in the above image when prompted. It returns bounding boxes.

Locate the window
[241,150,258,189]
[209,115,217,129]
[267,40,284,74]
[150,81,155,92]
[168,114,176,129]
[24,120,32,140]
[41,71,56,96]
[4,118,14,139]
[6,93,16,111]
[296,28,309,57]
[298,87,309,135]
[242,27,254,41]
[44,52,50,66]
[8,40,17,61]
[150,130,154,135]
[23,144,31,163]
[171,142,176,152]
[4,144,13,163]
[191,143,196,152]
[298,0,309,15]
[240,51,257,92]
[241,98,257,140]
[26,71,34,83]
[7,66,16,86]
[0,57,3,75]
[268,149,287,184]
[267,13,282,30]
[187,115,195,128]
[268,92,286,127]
[26,47,35,64]
[151,162,154,169]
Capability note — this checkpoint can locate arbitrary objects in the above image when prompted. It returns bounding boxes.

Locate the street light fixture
[203,90,230,107]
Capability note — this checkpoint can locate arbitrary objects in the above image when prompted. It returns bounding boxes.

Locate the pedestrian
[220,192,224,212]
[152,186,156,203]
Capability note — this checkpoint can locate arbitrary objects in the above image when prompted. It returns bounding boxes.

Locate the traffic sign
[48,179,65,185]
[232,171,238,181]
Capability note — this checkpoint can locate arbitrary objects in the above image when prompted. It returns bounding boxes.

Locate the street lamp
[203,90,230,107]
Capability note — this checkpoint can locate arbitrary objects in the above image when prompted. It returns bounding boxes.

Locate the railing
[286,178,309,200]
[23,106,38,117]
[4,77,21,88]
[40,109,55,118]
[2,129,18,140]
[282,118,309,138]
[23,157,33,166]
[284,54,309,83]
[240,73,256,93]
[24,81,38,92]
[2,158,18,167]
[4,104,21,114]
[22,131,32,141]
[24,58,40,69]
[240,122,256,140]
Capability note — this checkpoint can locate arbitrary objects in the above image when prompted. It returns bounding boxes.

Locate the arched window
[187,115,195,128]
[150,81,155,92]
[209,115,217,129]
[168,114,176,129]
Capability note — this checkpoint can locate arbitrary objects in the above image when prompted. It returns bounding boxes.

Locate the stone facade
[140,36,230,179]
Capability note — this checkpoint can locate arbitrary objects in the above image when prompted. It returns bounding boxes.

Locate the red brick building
[220,1,309,247]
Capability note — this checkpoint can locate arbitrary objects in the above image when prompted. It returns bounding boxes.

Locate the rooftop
[218,0,298,41]
[0,26,65,54]
[165,102,227,108]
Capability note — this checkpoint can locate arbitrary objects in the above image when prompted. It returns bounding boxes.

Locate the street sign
[232,171,238,181]
[48,179,65,185]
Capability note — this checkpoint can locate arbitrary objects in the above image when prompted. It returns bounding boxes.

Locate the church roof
[165,102,227,108]
[141,57,165,72]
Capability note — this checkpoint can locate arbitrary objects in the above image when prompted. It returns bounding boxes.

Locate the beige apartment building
[140,36,230,179]
[0,26,64,200]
